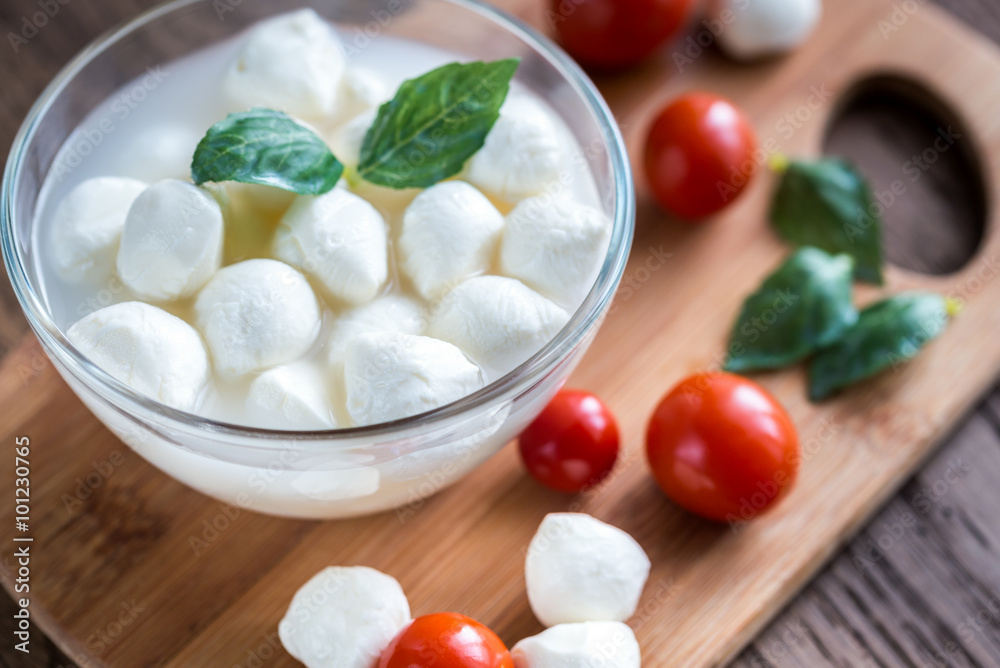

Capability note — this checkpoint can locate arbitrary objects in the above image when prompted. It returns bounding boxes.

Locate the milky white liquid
[31,19,607,517]
[35,25,601,428]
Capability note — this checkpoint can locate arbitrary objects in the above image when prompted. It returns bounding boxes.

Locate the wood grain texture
[2,1,1000,667]
[732,406,1000,668]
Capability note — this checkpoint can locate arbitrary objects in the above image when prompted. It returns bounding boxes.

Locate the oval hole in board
[823,74,985,276]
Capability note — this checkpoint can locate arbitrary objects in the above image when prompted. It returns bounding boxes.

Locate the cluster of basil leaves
[189,58,520,194]
[724,158,953,401]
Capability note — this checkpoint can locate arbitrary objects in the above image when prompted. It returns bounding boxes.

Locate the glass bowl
[1,0,634,519]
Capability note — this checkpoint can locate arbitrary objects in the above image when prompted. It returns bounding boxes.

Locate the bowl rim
[1,0,635,443]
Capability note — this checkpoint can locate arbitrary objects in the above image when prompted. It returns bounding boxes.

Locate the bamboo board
[3,0,1000,666]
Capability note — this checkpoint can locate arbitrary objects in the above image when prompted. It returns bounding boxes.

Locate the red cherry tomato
[519,389,620,493]
[379,613,513,668]
[644,92,759,220]
[646,372,799,522]
[552,0,695,69]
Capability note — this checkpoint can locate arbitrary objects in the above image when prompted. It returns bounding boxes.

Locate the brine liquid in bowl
[10,3,632,518]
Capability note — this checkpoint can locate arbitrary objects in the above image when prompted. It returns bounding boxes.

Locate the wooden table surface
[2,0,1000,666]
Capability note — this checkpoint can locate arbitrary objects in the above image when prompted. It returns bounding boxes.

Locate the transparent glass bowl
[1,0,634,518]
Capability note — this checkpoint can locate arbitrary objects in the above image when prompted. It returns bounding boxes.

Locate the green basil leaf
[358,59,519,189]
[808,292,950,401]
[191,109,342,195]
[769,158,884,285]
[724,247,858,373]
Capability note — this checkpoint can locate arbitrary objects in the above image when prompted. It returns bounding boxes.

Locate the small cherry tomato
[646,372,799,522]
[551,0,695,69]
[519,389,620,493]
[644,92,759,220]
[379,613,513,668]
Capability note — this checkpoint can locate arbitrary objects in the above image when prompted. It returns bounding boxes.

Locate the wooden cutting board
[3,0,1000,666]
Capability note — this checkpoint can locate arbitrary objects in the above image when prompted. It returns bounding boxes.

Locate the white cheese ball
[67,301,209,411]
[274,188,388,305]
[399,181,504,300]
[427,276,569,379]
[709,0,821,60]
[501,196,612,308]
[194,259,321,376]
[327,110,376,168]
[247,364,335,431]
[344,332,483,427]
[326,294,425,371]
[525,513,651,627]
[290,468,381,502]
[226,182,297,215]
[337,68,389,122]
[465,96,564,202]
[116,179,224,301]
[50,177,147,282]
[123,124,201,182]
[278,566,410,668]
[512,622,641,668]
[223,8,345,119]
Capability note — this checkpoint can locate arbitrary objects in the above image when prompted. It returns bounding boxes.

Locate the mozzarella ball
[278,566,410,668]
[226,182,297,216]
[326,294,425,370]
[344,332,483,427]
[525,513,650,627]
[327,110,376,168]
[123,124,201,182]
[427,276,569,379]
[290,468,381,502]
[223,8,345,119]
[709,0,821,60]
[194,259,321,376]
[501,196,612,308]
[337,68,389,121]
[50,177,147,282]
[512,622,641,668]
[116,179,224,301]
[399,181,504,300]
[247,364,335,430]
[274,188,388,305]
[67,301,209,411]
[465,96,564,201]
